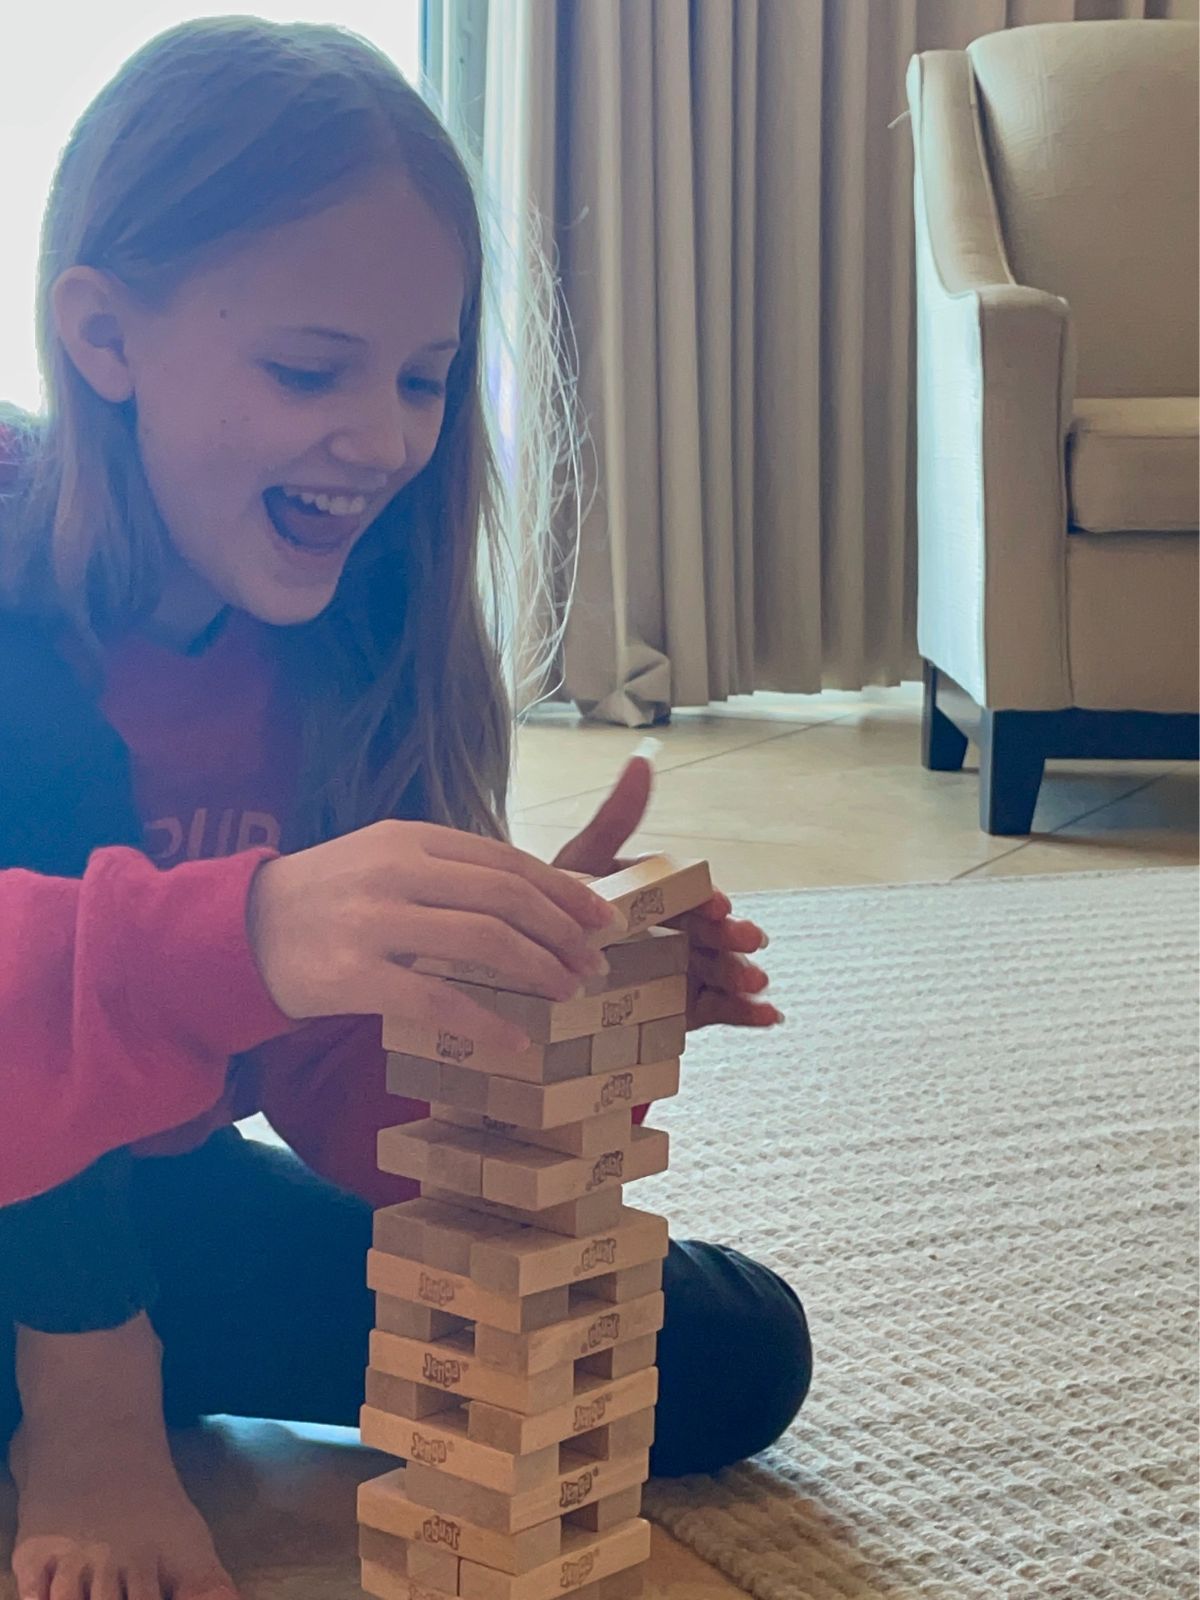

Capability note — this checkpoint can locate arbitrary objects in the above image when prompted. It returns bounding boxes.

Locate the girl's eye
[265,363,337,394]
[404,375,447,403]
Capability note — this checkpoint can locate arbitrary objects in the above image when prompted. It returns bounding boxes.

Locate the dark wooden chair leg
[921,662,969,772]
[979,710,1046,835]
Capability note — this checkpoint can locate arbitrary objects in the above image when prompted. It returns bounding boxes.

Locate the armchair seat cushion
[1068,397,1199,535]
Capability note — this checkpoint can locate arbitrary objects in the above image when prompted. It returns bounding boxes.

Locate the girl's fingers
[419,824,623,935]
[687,913,768,956]
[691,987,781,1030]
[690,950,770,995]
[405,857,614,978]
[386,907,598,1000]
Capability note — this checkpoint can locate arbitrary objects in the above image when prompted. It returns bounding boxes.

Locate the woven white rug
[638,867,1200,1599]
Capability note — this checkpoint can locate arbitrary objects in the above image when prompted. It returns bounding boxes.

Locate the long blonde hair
[0,16,562,845]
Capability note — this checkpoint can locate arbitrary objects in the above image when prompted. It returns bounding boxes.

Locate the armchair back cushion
[968,22,1198,399]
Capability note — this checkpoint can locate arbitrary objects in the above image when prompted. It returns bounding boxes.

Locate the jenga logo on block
[600,991,636,1027]
[560,1553,597,1587]
[435,1030,474,1062]
[587,1151,625,1190]
[576,1238,618,1273]
[481,1114,517,1132]
[558,1468,597,1508]
[585,1312,621,1349]
[422,1354,463,1387]
[628,887,665,926]
[409,1585,443,1600]
[573,1393,611,1431]
[418,1271,456,1307]
[409,1432,448,1465]
[599,1072,633,1108]
[422,1514,461,1550]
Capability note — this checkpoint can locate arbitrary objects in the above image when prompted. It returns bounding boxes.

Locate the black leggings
[0,1129,811,1477]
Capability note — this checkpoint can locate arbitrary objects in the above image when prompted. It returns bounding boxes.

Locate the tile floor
[510,684,1198,891]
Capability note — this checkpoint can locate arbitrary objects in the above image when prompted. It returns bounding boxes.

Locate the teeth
[281,487,368,517]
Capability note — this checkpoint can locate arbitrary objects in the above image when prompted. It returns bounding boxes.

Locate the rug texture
[638,868,1199,1600]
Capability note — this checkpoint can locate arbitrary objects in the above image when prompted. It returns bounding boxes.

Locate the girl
[0,18,811,1600]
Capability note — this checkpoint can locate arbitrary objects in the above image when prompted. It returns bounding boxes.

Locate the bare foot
[9,1316,238,1600]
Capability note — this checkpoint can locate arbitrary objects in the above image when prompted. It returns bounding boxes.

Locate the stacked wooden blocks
[357,856,713,1600]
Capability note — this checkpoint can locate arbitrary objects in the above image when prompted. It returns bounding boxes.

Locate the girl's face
[83,172,465,636]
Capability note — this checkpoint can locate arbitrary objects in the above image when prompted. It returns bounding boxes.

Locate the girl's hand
[551,756,781,1032]
[247,821,622,1051]
[673,889,780,1031]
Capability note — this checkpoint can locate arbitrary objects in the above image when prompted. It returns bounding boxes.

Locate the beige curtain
[473,0,1197,726]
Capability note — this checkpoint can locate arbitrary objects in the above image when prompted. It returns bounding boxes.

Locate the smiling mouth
[262,486,365,552]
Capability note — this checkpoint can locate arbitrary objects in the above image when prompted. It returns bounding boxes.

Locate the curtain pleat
[442,0,1198,727]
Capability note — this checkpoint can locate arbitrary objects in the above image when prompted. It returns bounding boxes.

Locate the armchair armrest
[907,50,1074,710]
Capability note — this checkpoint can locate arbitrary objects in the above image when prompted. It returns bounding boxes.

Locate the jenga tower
[357,856,713,1600]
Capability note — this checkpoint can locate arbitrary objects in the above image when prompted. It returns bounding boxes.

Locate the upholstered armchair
[907,20,1198,834]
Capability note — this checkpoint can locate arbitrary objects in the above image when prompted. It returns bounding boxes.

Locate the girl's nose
[327,401,409,478]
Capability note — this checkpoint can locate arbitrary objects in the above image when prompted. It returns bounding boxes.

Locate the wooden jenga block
[375,1197,515,1275]
[468,1208,668,1299]
[472,1291,664,1378]
[420,1184,624,1241]
[390,1054,492,1111]
[359,1524,410,1571]
[581,1261,664,1305]
[404,1448,650,1536]
[482,1126,667,1213]
[564,1486,643,1535]
[396,1058,679,1133]
[408,1540,463,1593]
[458,1518,652,1600]
[486,1060,680,1131]
[386,1052,445,1102]
[577,1335,658,1382]
[366,1367,461,1421]
[432,1106,634,1160]
[583,927,689,993]
[377,1119,490,1194]
[450,975,687,1046]
[587,1025,639,1074]
[368,1248,570,1336]
[591,856,713,942]
[360,1405,558,1495]
[361,1556,454,1600]
[360,1468,563,1575]
[636,1013,687,1065]
[467,1367,659,1456]
[375,1295,469,1343]
[370,1328,576,1413]
[571,1407,657,1464]
[410,926,686,998]
[381,1025,592,1084]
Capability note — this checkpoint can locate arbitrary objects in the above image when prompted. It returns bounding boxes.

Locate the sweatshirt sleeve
[252,1015,425,1209]
[0,845,295,1206]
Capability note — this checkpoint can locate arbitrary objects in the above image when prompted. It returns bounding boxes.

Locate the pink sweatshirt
[0,612,426,1208]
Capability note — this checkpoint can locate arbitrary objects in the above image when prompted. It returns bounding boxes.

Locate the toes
[121,1566,162,1600]
[86,1560,126,1600]
[12,1537,56,1600]
[47,1556,88,1600]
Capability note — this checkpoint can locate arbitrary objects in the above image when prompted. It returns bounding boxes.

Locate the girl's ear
[51,267,137,403]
